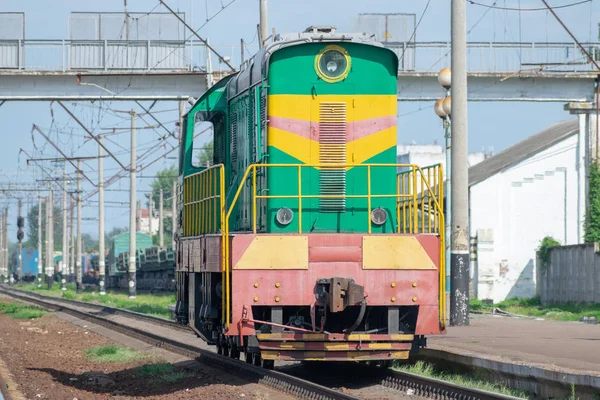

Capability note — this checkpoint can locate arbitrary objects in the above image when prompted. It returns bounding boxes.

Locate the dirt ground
[0,299,290,400]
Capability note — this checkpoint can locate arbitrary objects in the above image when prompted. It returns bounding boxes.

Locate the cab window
[191,113,214,169]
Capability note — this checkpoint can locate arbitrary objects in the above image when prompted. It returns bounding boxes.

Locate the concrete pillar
[577,113,587,243]
[565,102,598,244]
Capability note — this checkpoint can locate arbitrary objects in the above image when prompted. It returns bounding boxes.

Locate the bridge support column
[565,102,599,243]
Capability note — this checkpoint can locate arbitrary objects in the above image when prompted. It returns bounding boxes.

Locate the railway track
[0,286,525,400]
[381,371,524,400]
[0,285,357,400]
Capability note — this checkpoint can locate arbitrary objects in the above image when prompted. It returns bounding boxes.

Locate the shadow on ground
[29,359,241,398]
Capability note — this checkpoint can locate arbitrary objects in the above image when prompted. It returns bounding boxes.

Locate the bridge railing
[386,41,600,73]
[0,39,208,71]
[0,39,597,73]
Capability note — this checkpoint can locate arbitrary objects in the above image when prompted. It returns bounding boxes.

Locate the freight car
[106,232,175,291]
[174,26,446,368]
[11,248,39,282]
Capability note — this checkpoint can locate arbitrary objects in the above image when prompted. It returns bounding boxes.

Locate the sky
[0,0,597,242]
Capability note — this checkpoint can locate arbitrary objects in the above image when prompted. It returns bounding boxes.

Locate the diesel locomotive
[174,26,446,368]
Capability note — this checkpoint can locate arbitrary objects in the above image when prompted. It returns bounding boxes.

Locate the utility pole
[62,164,68,291]
[129,109,137,298]
[17,199,23,282]
[259,0,268,48]
[37,196,43,287]
[172,180,177,247]
[69,196,75,283]
[159,189,164,246]
[2,212,6,284]
[136,200,141,232]
[450,0,470,326]
[149,191,153,238]
[5,210,10,285]
[76,160,82,292]
[44,196,49,287]
[6,211,10,284]
[98,135,106,295]
[124,0,129,41]
[240,38,244,64]
[178,101,185,142]
[47,191,54,289]
[0,212,4,284]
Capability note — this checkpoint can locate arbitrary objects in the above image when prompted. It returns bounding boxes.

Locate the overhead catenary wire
[158,0,236,70]
[399,0,432,64]
[467,0,591,11]
[539,0,600,71]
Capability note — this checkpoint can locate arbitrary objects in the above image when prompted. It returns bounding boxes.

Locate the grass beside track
[0,301,47,319]
[470,296,600,322]
[137,362,194,383]
[84,345,147,363]
[393,360,527,398]
[14,283,175,319]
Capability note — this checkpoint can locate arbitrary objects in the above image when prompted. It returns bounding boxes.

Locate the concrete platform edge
[419,347,600,399]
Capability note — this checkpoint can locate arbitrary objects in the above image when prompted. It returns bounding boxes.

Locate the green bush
[537,236,560,268]
[585,161,600,243]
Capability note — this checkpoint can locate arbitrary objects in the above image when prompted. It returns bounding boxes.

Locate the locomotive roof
[226,26,386,100]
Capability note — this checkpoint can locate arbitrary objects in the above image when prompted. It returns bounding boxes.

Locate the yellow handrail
[183,162,446,331]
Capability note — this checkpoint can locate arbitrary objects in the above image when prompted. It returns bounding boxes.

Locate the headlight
[326,60,338,72]
[276,208,293,225]
[371,208,387,226]
[315,45,350,83]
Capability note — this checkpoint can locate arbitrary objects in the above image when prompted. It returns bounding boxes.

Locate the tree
[196,140,213,166]
[25,204,64,251]
[585,161,600,243]
[104,226,128,246]
[82,233,99,253]
[146,165,178,243]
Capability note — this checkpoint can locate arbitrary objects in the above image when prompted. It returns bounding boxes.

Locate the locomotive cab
[175,26,446,367]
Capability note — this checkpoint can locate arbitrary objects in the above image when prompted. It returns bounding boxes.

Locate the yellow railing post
[396,173,400,233]
[298,166,302,234]
[412,165,418,234]
[252,165,257,234]
[367,165,372,234]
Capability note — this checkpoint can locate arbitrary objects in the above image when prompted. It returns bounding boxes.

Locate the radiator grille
[319,102,347,212]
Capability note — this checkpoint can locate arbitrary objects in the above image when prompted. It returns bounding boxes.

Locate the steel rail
[0,285,359,400]
[381,369,525,400]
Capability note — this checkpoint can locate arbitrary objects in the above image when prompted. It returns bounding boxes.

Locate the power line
[467,0,591,11]
[399,0,432,63]
[158,0,236,70]
[540,0,600,71]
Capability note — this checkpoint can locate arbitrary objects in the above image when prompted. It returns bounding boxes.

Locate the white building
[139,208,159,236]
[397,144,488,178]
[469,119,583,302]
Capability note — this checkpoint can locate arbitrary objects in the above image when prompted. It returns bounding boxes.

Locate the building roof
[469,118,579,186]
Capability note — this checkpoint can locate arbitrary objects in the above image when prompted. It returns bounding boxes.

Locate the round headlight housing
[315,45,351,83]
[276,207,293,225]
[371,208,387,226]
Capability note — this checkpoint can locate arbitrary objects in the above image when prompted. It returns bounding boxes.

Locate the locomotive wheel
[245,351,253,364]
[262,359,274,369]
[217,341,224,355]
[229,345,240,359]
[253,352,262,367]
[223,342,231,357]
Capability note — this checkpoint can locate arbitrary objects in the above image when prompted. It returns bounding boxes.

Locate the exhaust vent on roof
[304,26,337,34]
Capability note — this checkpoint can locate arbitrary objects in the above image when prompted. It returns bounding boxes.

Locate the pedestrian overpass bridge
[0,40,597,102]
